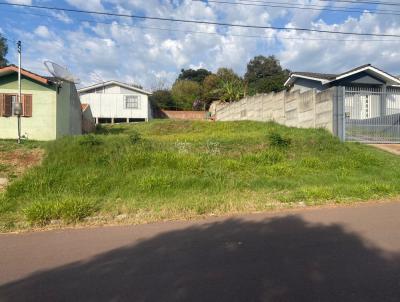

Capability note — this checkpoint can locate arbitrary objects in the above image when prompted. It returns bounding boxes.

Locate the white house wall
[79,92,150,120]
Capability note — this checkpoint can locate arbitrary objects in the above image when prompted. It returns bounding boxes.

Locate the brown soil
[0,148,44,191]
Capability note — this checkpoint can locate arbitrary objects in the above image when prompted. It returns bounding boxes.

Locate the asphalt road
[1,201,400,302]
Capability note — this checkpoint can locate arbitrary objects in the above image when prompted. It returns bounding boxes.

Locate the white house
[78,81,152,124]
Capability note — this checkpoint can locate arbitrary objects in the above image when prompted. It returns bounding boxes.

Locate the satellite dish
[44,60,80,84]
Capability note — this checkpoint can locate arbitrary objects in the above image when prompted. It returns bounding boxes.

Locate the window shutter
[0,94,4,117]
[23,95,33,117]
[4,95,12,117]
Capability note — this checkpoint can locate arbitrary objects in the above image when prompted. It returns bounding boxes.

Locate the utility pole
[17,41,22,144]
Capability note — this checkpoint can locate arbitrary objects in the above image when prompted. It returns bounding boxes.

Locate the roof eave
[327,66,400,86]
[0,65,50,85]
[78,80,152,95]
[284,74,329,87]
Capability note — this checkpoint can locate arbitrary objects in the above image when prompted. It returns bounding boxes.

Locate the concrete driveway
[1,201,400,302]
[369,144,400,155]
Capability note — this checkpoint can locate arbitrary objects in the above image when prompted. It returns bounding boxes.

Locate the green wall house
[0,65,82,141]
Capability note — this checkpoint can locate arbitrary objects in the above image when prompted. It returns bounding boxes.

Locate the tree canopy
[152,55,290,111]
[177,68,212,84]
[149,89,175,110]
[0,34,8,67]
[244,55,289,95]
[171,80,202,110]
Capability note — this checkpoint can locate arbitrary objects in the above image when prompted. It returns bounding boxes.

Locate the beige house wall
[0,73,82,141]
[0,74,57,140]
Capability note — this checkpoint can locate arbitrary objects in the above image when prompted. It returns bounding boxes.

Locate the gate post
[380,84,387,116]
[333,86,346,141]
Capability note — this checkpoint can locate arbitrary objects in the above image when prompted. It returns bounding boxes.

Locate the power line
[2,7,400,43]
[251,0,397,12]
[319,0,400,6]
[1,2,400,38]
[196,0,400,15]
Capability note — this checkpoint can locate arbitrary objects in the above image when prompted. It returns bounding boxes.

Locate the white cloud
[50,11,73,24]
[66,0,104,11]
[278,12,400,75]
[6,0,400,90]
[34,26,51,39]
[6,0,32,4]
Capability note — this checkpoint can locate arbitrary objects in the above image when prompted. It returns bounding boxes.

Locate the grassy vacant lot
[1,120,400,231]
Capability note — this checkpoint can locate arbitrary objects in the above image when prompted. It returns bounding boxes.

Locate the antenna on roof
[43,60,80,84]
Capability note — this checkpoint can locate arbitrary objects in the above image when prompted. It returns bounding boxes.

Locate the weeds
[24,198,97,226]
[175,140,192,154]
[268,132,291,148]
[2,120,400,231]
[129,130,141,144]
[79,134,102,146]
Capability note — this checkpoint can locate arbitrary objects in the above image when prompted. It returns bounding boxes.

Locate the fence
[215,88,335,133]
[344,86,400,143]
[214,86,400,143]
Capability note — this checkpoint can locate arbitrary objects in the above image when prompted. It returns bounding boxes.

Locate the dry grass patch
[0,144,44,191]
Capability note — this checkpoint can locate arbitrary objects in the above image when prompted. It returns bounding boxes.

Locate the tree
[171,80,202,110]
[218,77,245,102]
[244,55,289,95]
[0,34,8,67]
[177,68,212,84]
[202,74,220,103]
[216,68,241,84]
[149,89,175,110]
[215,68,245,102]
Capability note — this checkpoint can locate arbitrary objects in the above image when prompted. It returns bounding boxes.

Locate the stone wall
[214,88,334,133]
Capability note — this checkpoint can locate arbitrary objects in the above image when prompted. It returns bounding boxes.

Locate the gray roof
[78,80,152,95]
[291,71,337,80]
[286,64,400,87]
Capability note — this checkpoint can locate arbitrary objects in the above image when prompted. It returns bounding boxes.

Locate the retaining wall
[214,88,334,133]
[158,110,207,120]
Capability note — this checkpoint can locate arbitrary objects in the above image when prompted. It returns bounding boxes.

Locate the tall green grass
[1,120,400,231]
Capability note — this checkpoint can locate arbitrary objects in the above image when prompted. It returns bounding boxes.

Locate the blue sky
[1,0,399,89]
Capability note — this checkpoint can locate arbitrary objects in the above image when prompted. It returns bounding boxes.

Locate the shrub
[268,132,291,148]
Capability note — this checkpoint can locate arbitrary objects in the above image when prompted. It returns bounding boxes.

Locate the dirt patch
[369,144,400,155]
[0,148,44,191]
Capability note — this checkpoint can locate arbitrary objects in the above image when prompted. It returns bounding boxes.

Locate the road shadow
[1,216,400,301]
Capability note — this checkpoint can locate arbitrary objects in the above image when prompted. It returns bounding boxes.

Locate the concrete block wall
[315,89,334,132]
[214,88,335,133]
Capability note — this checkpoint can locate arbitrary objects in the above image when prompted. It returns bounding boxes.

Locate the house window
[10,95,18,116]
[125,95,140,109]
[0,94,32,117]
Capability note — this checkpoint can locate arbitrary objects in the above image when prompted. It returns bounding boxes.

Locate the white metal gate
[344,86,400,143]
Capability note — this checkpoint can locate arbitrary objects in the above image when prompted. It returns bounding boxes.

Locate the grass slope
[1,120,400,231]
